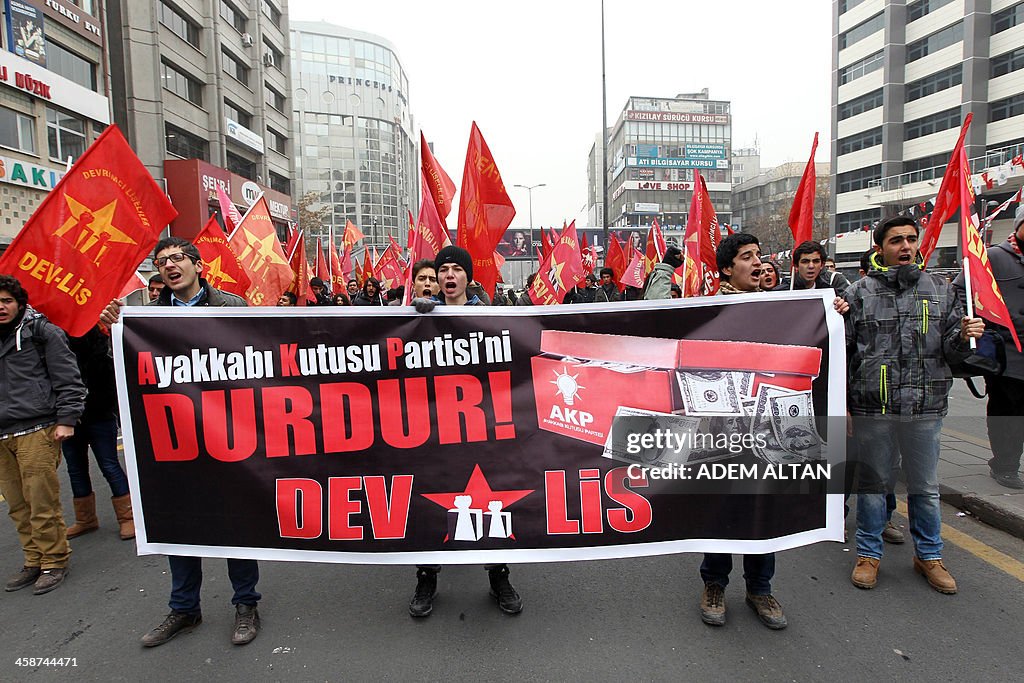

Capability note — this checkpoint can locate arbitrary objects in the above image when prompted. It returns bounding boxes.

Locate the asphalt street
[0,381,1020,681]
[1,475,1022,681]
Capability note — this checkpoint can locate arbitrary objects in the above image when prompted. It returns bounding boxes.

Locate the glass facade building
[290,22,417,251]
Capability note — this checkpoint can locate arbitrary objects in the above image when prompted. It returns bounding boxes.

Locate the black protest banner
[113,290,846,564]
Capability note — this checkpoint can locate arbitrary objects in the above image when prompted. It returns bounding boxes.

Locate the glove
[662,246,683,270]
[412,297,436,314]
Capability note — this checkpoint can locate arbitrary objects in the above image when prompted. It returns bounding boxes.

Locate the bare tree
[297,191,330,261]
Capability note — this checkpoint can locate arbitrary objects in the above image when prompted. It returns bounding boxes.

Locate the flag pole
[961,256,977,351]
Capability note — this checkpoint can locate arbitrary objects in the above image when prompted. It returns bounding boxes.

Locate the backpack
[951,329,1006,398]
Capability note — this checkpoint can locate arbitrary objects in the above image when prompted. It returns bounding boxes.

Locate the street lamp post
[514,183,546,269]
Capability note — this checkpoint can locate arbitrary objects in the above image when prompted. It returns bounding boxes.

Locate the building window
[838,88,884,120]
[223,49,250,86]
[993,3,1024,34]
[839,13,884,50]
[839,51,884,85]
[0,106,35,153]
[265,84,285,111]
[905,107,961,139]
[160,61,203,106]
[837,165,881,194]
[226,151,257,179]
[837,208,881,233]
[906,22,963,63]
[224,100,252,128]
[45,41,97,91]
[990,93,1024,122]
[165,123,208,160]
[904,152,951,177]
[261,0,281,27]
[907,0,956,23]
[264,40,283,70]
[269,171,289,194]
[219,0,246,33]
[905,64,962,101]
[159,1,200,49]
[838,0,868,13]
[838,127,882,156]
[46,108,87,162]
[991,47,1024,78]
[267,127,286,154]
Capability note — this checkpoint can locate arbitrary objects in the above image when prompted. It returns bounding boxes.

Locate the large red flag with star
[682,174,721,297]
[0,125,177,336]
[958,145,1022,352]
[192,214,251,298]
[421,130,457,226]
[227,196,294,306]
[528,221,584,305]
[457,122,516,298]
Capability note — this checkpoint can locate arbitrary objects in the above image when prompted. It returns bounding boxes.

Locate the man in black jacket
[0,275,85,596]
[776,241,850,292]
[101,237,260,647]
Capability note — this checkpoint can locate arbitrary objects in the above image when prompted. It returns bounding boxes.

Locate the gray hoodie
[0,306,86,435]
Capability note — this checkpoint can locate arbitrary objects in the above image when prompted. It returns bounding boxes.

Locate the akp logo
[53,194,137,266]
[551,366,584,406]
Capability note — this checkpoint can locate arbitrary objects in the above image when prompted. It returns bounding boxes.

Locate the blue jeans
[61,418,129,498]
[854,416,943,561]
[700,553,775,595]
[168,556,261,614]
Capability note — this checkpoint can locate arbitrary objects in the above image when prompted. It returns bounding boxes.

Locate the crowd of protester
[0,208,1020,647]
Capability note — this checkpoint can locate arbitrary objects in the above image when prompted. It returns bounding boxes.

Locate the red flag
[921,115,974,266]
[0,125,177,336]
[412,177,453,262]
[682,174,721,297]
[314,239,330,284]
[580,232,596,275]
[644,218,666,275]
[620,250,647,290]
[540,227,553,261]
[216,184,243,234]
[193,215,251,298]
[343,220,365,248]
[339,242,353,283]
[457,122,516,298]
[529,221,584,305]
[375,242,405,290]
[421,130,457,225]
[327,237,347,295]
[227,196,294,305]
[958,146,1022,352]
[116,271,147,300]
[604,234,628,292]
[359,248,373,285]
[788,132,819,250]
[285,229,310,306]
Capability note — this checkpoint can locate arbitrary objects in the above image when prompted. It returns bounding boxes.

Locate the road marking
[896,500,1024,583]
[940,427,991,449]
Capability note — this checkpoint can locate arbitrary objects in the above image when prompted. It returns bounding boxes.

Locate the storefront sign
[0,153,65,190]
[629,157,729,170]
[626,110,729,125]
[0,48,109,123]
[226,117,265,154]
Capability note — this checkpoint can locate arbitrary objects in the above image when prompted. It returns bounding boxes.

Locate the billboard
[6,0,46,66]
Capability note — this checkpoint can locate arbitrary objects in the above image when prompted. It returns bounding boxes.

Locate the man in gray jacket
[0,275,85,595]
[954,207,1024,489]
[847,217,984,594]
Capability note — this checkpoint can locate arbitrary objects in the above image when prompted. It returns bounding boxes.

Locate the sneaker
[991,470,1024,490]
[140,612,202,647]
[699,583,726,626]
[745,593,787,630]
[882,521,906,544]
[231,604,260,645]
[488,566,523,615]
[4,566,41,592]
[851,556,880,589]
[409,568,437,618]
[913,557,957,594]
[32,568,67,595]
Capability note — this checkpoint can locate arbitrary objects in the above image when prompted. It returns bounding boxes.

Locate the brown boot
[111,494,135,540]
[913,557,957,594]
[67,493,99,539]
[851,556,880,589]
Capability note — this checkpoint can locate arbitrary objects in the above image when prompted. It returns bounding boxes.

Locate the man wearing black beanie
[409,245,523,617]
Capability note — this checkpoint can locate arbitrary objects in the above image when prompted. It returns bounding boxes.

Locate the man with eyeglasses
[100,237,261,648]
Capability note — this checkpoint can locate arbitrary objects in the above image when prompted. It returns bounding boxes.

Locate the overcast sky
[290,0,832,229]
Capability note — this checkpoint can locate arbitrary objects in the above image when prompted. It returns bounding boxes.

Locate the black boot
[409,567,438,618]
[488,565,522,615]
